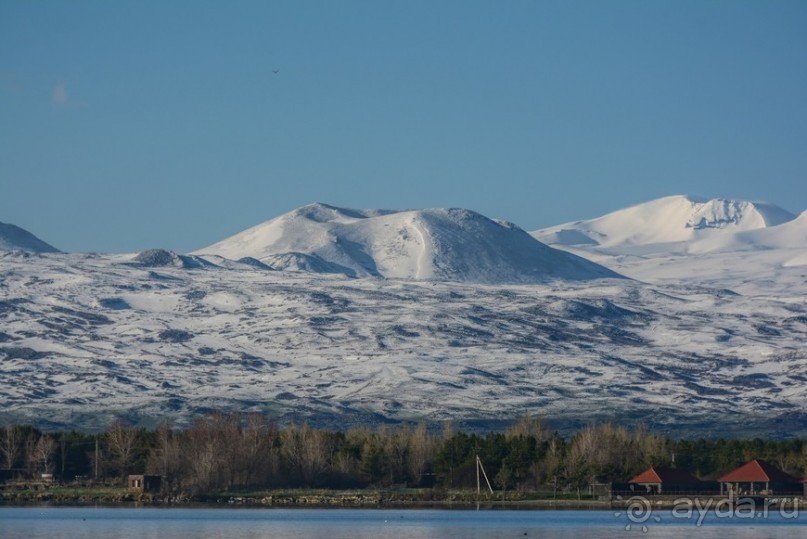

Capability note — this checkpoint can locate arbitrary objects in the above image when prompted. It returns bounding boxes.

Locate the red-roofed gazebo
[718,459,801,495]
[629,467,703,494]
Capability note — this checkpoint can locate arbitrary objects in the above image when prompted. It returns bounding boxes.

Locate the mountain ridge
[2,196,807,435]
[0,221,60,253]
[194,203,623,283]
[531,194,798,253]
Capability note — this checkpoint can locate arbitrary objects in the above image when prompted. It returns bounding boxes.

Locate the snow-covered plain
[1,197,806,435]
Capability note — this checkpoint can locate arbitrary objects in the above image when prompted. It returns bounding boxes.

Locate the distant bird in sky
[272,70,279,74]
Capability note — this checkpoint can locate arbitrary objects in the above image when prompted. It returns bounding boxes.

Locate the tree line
[1,414,805,495]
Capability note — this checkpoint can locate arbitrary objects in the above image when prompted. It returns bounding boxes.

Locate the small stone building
[128,474,162,493]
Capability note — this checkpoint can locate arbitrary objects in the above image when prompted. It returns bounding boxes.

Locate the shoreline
[0,487,610,509]
[2,487,802,510]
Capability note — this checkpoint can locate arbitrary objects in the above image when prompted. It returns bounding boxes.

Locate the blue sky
[2,0,806,252]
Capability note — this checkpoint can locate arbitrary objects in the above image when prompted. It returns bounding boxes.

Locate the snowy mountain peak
[194,204,623,283]
[532,195,796,249]
[684,197,794,231]
[691,206,807,255]
[0,222,60,253]
[288,202,396,223]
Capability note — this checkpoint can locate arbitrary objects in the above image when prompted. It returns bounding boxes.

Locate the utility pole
[475,455,494,495]
[94,438,99,481]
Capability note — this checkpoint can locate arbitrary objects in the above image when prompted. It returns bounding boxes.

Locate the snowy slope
[689,210,807,255]
[2,198,807,436]
[530,196,807,293]
[1,251,806,436]
[0,222,60,253]
[195,203,622,283]
[532,195,795,252]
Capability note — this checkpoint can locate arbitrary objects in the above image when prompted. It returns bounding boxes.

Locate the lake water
[1,507,807,538]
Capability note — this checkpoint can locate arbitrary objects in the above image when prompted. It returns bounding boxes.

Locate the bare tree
[389,426,412,484]
[279,423,303,482]
[31,435,57,475]
[23,432,39,476]
[280,423,331,486]
[146,421,184,491]
[440,421,455,442]
[181,414,225,493]
[506,414,548,442]
[239,413,277,488]
[301,425,330,484]
[0,426,21,470]
[332,450,359,479]
[106,419,139,479]
[173,412,267,493]
[212,412,241,489]
[151,422,174,477]
[566,422,668,488]
[632,424,668,469]
[543,436,565,488]
[407,422,435,485]
[332,427,367,481]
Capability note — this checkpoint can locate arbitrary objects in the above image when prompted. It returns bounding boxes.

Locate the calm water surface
[1,507,807,538]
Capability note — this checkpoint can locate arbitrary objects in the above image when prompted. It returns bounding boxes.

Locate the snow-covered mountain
[1,251,805,436]
[688,209,807,254]
[195,203,622,283]
[0,222,60,253]
[531,195,807,293]
[2,197,806,436]
[531,195,795,253]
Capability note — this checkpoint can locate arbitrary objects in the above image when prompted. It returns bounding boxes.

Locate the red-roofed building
[628,467,705,494]
[718,460,802,495]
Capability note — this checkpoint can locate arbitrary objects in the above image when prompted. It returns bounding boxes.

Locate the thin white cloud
[51,80,84,108]
[51,81,68,107]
